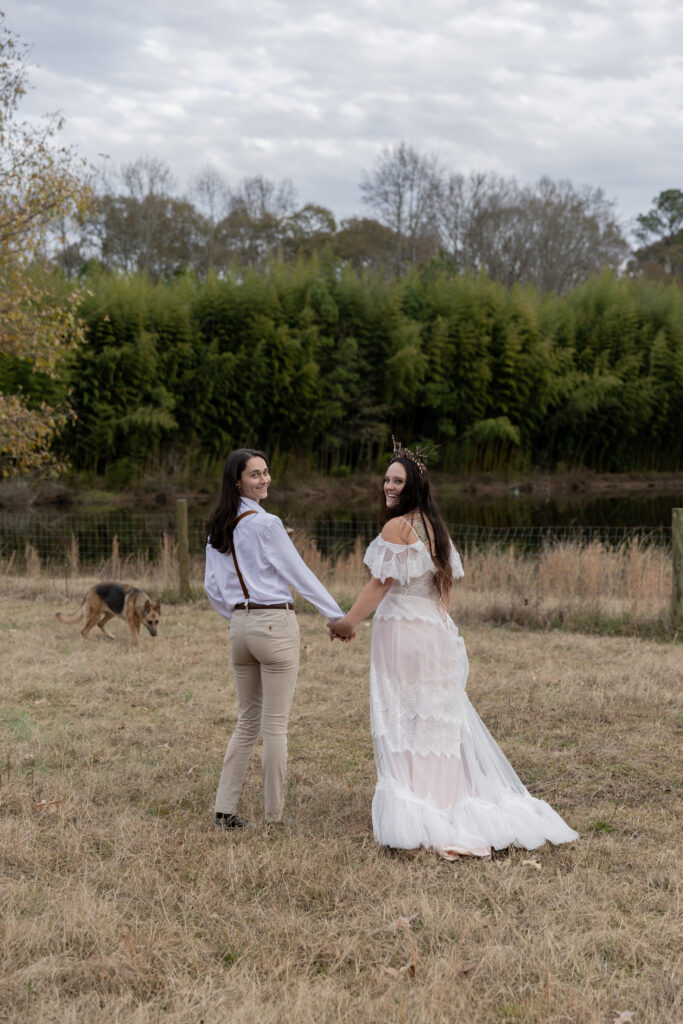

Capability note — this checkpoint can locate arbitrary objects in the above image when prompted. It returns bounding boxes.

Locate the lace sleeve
[363,535,434,584]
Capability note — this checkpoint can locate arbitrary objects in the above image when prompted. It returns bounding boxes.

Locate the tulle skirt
[370,598,579,856]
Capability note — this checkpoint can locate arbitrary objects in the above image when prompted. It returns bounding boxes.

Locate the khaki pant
[215,608,300,822]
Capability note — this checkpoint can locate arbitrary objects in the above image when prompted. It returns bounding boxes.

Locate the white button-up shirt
[204,497,344,621]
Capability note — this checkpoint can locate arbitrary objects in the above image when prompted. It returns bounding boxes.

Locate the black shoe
[215,812,248,830]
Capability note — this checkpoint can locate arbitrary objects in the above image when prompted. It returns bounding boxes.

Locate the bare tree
[120,157,176,201]
[190,165,231,225]
[85,157,209,280]
[511,178,626,293]
[233,173,297,222]
[436,172,627,294]
[217,174,298,265]
[188,165,231,273]
[437,171,514,274]
[360,142,441,270]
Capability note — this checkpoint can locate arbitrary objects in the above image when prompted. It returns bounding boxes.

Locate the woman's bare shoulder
[380,517,417,545]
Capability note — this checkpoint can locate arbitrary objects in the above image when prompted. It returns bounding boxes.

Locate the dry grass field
[0,575,681,1024]
[12,532,677,638]
[297,536,677,640]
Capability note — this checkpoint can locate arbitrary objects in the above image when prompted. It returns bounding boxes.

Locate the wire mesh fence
[0,510,673,573]
[289,519,673,557]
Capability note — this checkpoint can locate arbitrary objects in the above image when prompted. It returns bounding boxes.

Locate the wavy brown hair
[205,448,268,553]
[379,456,453,600]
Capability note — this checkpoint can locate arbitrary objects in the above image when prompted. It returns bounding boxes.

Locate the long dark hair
[380,456,453,599]
[205,448,267,553]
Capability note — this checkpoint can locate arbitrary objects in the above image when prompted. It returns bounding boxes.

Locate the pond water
[2,489,680,567]
[275,490,683,531]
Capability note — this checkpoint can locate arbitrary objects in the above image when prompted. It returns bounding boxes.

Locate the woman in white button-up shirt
[205,448,345,830]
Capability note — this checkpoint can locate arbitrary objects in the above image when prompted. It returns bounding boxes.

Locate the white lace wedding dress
[365,521,579,857]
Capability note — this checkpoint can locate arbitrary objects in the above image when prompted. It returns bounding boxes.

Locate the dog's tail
[55,602,85,624]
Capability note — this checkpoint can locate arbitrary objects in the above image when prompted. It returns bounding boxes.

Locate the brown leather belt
[233,602,293,611]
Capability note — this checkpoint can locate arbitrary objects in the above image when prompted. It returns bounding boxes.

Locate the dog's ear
[154,600,161,612]
[143,599,151,613]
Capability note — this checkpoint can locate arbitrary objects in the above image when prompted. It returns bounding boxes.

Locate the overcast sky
[5,1,683,231]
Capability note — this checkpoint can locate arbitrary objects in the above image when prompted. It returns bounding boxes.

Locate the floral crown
[391,435,439,477]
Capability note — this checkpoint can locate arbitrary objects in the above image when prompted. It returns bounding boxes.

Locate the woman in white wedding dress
[329,441,578,858]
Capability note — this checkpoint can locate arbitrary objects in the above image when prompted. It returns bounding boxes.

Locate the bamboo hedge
[4,259,683,478]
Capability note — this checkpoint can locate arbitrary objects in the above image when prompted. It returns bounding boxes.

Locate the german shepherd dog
[56,583,161,645]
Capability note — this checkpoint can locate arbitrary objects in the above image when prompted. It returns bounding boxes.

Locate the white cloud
[4,0,683,224]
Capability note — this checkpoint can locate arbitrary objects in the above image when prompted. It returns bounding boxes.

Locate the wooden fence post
[176,499,191,602]
[672,508,683,629]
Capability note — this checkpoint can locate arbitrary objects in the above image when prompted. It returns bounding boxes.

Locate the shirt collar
[239,496,264,513]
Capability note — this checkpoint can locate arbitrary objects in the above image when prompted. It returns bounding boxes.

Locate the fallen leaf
[388,914,418,932]
[34,799,63,814]
[33,698,47,706]
[381,960,417,978]
[456,960,480,975]
[405,936,419,976]
[319,941,345,961]
[381,966,402,978]
[21,753,35,767]
[303,643,311,657]
[91,754,109,764]
[381,936,419,978]
[187,766,196,775]
[613,1013,635,1023]
[522,859,542,871]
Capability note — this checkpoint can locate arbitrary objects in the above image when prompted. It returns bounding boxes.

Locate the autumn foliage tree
[0,15,91,476]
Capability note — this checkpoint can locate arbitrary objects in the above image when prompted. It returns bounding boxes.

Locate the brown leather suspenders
[231,510,257,605]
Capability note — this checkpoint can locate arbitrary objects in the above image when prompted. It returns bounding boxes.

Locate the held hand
[327,616,356,642]
[327,625,354,642]
[329,616,355,638]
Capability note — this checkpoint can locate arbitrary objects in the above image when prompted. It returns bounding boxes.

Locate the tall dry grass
[0,584,680,1023]
[294,534,675,638]
[1,533,675,638]
[451,539,673,637]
